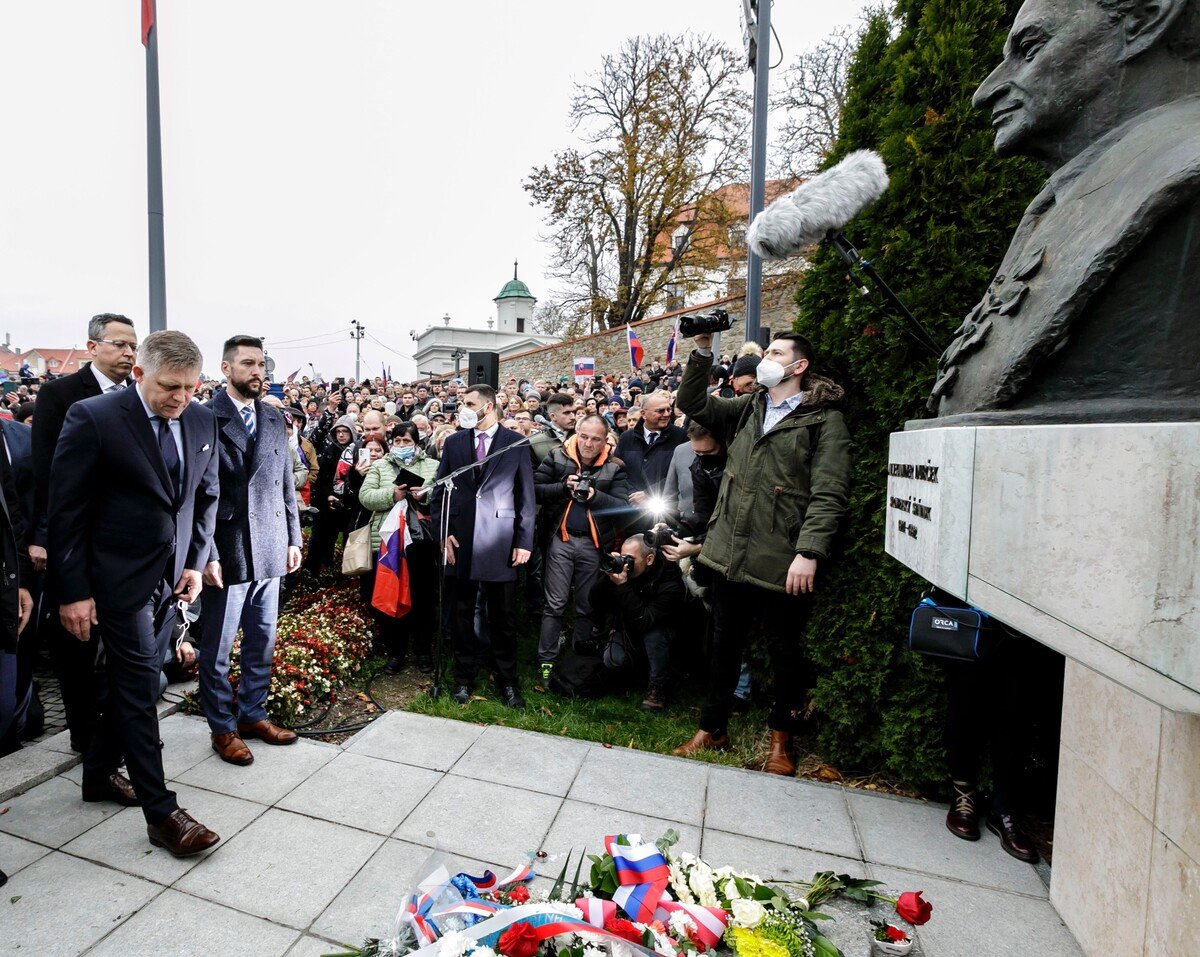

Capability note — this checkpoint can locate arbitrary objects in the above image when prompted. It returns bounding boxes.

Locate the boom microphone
[747,150,889,260]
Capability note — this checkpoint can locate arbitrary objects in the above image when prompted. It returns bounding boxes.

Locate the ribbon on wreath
[463,864,536,891]
[403,886,442,945]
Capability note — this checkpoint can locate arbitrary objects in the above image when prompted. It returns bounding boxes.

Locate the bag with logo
[908,595,1003,661]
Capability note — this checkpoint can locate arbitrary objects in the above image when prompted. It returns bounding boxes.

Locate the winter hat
[334,414,358,435]
[731,354,762,379]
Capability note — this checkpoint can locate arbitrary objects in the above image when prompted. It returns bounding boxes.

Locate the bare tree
[531,301,592,340]
[771,25,857,179]
[526,34,750,329]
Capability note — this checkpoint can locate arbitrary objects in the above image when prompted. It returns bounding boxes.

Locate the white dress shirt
[91,365,127,394]
[763,391,807,432]
[227,392,256,435]
[474,421,500,458]
[135,385,184,476]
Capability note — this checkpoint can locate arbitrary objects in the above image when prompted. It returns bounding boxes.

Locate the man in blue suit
[200,336,302,765]
[431,384,535,707]
[50,331,221,858]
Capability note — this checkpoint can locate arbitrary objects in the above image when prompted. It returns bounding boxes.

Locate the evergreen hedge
[793,0,1044,790]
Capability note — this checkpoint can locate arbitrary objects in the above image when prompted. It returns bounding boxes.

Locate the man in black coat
[30,313,138,752]
[0,423,35,757]
[200,336,302,766]
[49,330,221,858]
[613,391,687,524]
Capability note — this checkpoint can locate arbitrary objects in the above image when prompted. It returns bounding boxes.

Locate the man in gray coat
[200,336,302,765]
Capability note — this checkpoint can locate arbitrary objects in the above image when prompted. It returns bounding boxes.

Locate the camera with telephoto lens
[644,523,685,549]
[571,473,592,503]
[679,308,732,338]
[600,553,635,575]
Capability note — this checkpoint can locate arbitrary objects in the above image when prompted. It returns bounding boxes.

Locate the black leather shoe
[987,813,1039,863]
[82,772,141,807]
[451,685,471,705]
[946,784,980,841]
[500,685,526,709]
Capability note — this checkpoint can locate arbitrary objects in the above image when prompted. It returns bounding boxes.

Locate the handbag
[908,596,1003,661]
[341,523,374,576]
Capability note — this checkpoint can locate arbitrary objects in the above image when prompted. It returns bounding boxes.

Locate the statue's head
[974,0,1200,166]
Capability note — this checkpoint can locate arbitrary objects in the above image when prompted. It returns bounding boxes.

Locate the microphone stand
[426,430,536,698]
[826,230,944,358]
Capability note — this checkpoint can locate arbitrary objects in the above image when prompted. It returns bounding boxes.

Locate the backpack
[549,649,614,698]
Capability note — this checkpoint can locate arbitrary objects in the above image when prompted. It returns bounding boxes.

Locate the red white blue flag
[665,323,679,364]
[141,0,155,45]
[372,502,413,618]
[626,324,644,370]
[286,368,301,383]
[573,357,595,385]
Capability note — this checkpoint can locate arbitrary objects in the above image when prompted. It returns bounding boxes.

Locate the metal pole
[743,0,772,347]
[145,1,167,331]
[351,320,365,381]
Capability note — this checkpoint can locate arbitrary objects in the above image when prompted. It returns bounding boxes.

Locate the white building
[411,263,560,377]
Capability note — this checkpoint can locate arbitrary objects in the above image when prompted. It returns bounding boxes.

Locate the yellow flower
[726,928,789,957]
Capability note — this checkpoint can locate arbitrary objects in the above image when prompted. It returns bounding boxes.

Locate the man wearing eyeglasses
[30,313,137,755]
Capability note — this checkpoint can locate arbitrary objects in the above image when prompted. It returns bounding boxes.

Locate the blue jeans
[198,578,281,734]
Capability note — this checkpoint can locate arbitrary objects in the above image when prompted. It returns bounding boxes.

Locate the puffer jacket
[357,450,439,552]
[676,349,851,593]
[534,435,631,551]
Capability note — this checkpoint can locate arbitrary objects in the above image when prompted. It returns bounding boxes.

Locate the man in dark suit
[431,385,535,708]
[0,420,35,761]
[0,418,39,744]
[614,390,687,522]
[50,330,221,857]
[199,336,302,766]
[30,313,138,751]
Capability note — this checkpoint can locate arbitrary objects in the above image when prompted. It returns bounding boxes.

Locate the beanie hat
[732,354,762,379]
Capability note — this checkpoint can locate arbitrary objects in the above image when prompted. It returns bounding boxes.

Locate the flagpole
[145,0,167,331]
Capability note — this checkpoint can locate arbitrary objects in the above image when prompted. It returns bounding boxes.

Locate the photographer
[590,533,684,712]
[672,330,850,775]
[534,415,630,684]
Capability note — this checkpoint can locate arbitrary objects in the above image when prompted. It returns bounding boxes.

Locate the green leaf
[550,853,571,900]
[655,828,681,855]
[810,933,843,957]
[569,851,586,900]
[9,896,21,905]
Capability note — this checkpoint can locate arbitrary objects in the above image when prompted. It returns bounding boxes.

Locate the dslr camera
[600,552,635,576]
[644,523,685,549]
[679,308,732,338]
[571,473,592,503]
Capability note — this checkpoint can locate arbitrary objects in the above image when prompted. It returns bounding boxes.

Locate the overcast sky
[0,0,868,379]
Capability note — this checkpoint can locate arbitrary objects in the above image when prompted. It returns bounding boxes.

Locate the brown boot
[762,731,796,776]
[672,729,731,757]
[211,731,254,766]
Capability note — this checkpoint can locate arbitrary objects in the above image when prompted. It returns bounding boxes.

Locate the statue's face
[974,0,1123,162]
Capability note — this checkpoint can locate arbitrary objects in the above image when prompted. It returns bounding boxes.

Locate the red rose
[895,891,932,926]
[508,884,531,903]
[604,917,644,944]
[884,925,909,943]
[498,921,540,957]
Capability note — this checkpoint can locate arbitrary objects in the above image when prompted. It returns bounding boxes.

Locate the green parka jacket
[675,349,851,593]
[358,450,439,552]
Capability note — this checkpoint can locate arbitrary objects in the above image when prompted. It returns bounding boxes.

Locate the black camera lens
[679,309,733,338]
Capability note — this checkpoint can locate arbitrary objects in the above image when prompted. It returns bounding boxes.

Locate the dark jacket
[614,423,688,494]
[676,349,851,592]
[48,387,220,613]
[0,436,32,653]
[529,426,570,469]
[534,437,631,551]
[590,555,684,639]
[0,419,34,533]
[206,391,302,584]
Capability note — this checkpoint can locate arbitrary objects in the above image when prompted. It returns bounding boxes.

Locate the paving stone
[0,851,161,954]
[871,865,1083,957]
[395,774,562,864]
[279,751,442,835]
[30,728,77,755]
[158,713,225,780]
[542,798,702,859]
[345,710,485,771]
[61,783,268,884]
[0,743,79,802]
[704,766,860,860]
[847,791,1047,897]
[175,737,336,805]
[568,746,708,826]
[286,935,357,956]
[0,773,120,848]
[312,837,496,947]
[85,888,301,956]
[0,830,51,875]
[174,808,383,928]
[450,725,591,796]
[700,828,866,882]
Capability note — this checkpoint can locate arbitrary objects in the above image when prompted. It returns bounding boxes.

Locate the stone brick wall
[497,284,798,384]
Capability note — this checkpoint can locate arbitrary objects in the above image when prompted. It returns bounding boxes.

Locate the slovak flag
[626,323,644,370]
[286,368,301,383]
[665,322,679,364]
[372,501,413,618]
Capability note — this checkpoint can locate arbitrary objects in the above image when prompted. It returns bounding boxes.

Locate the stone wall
[497,284,797,384]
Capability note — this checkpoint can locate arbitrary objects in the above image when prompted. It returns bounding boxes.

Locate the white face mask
[457,407,479,430]
[755,357,801,389]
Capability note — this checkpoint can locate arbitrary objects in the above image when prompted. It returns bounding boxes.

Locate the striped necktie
[241,405,256,440]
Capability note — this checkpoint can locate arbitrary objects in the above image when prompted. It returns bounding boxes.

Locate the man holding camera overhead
[533,414,630,685]
[673,327,851,775]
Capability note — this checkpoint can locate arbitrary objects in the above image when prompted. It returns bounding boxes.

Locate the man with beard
[200,336,302,765]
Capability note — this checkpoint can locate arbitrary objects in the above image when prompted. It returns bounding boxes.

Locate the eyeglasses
[94,338,138,353]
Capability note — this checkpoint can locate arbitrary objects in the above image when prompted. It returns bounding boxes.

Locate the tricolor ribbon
[463,864,535,891]
[402,865,452,944]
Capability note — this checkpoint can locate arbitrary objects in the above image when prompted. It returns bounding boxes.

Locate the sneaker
[641,686,666,712]
[540,662,554,683]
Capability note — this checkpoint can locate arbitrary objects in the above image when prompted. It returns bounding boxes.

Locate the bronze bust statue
[928,0,1200,423]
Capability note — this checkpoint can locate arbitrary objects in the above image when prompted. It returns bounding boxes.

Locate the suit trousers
[198,578,281,734]
[85,596,177,826]
[699,573,813,735]
[538,533,601,664]
[452,579,517,688]
[44,600,104,749]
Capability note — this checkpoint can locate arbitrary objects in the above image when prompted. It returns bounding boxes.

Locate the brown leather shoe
[946,783,981,841]
[987,813,1039,863]
[672,729,731,757]
[237,719,298,745]
[211,731,254,766]
[147,808,220,858]
[81,772,141,807]
[762,730,796,776]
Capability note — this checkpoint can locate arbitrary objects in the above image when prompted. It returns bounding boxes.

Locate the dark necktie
[241,405,256,440]
[155,416,181,495]
[647,431,658,448]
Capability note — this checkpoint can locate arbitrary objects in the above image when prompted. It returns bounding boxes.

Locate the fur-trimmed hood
[798,374,845,410]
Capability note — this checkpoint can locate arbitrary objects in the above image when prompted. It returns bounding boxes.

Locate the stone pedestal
[886,422,1200,956]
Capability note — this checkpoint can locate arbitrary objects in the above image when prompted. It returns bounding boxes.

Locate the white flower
[730,899,766,929]
[723,878,742,901]
[436,931,472,957]
[542,902,584,919]
[471,948,497,957]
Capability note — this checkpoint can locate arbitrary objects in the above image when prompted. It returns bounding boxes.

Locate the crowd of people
[0,309,1040,874]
